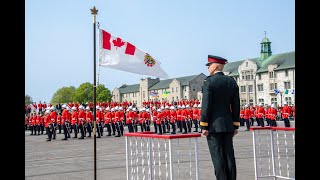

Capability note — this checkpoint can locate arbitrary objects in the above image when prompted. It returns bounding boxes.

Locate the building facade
[223,35,295,107]
[112,35,295,108]
[112,73,207,107]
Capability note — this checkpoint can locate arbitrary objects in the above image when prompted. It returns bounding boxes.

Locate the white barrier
[251,126,295,180]
[125,132,201,180]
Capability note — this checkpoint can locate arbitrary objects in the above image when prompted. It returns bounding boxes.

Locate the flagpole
[90,6,98,180]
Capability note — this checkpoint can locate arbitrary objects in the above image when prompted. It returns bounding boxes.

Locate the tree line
[25,82,112,105]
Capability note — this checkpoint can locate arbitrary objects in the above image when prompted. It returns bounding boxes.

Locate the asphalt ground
[25,121,295,180]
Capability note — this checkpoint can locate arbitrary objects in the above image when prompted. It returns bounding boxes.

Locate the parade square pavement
[25,121,295,180]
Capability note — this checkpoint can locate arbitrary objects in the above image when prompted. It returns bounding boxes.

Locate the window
[242,70,254,80]
[258,74,261,80]
[172,87,174,93]
[185,96,187,99]
[176,87,178,92]
[143,91,145,98]
[172,97,174,101]
[270,83,278,91]
[285,97,292,105]
[176,96,178,100]
[284,82,291,89]
[257,84,263,91]
[185,87,187,91]
[269,71,274,78]
[285,70,288,77]
[193,86,195,91]
[240,86,246,92]
[248,85,253,92]
[271,97,277,107]
[246,62,248,67]
[258,98,264,105]
[249,99,253,106]
[133,93,134,97]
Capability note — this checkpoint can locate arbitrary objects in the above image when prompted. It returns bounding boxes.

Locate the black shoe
[107,134,111,136]
[73,137,77,138]
[171,132,176,134]
[182,132,188,134]
[58,132,61,134]
[30,134,33,136]
[157,133,162,135]
[62,138,68,140]
[78,137,84,139]
[115,135,121,137]
[245,129,250,131]
[193,130,198,132]
[97,136,101,138]
[46,139,51,141]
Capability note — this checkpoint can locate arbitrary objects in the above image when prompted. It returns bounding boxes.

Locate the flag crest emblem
[144,53,156,67]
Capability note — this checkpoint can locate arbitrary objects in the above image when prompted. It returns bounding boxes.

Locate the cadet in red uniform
[164,106,170,133]
[243,104,251,131]
[180,105,188,134]
[61,105,70,140]
[176,105,182,132]
[186,105,193,132]
[96,106,103,138]
[151,107,158,133]
[77,105,86,139]
[281,102,291,127]
[170,106,177,134]
[144,108,151,132]
[44,110,52,141]
[125,108,134,132]
[113,106,121,137]
[138,108,146,132]
[50,107,57,139]
[85,106,93,137]
[57,112,62,134]
[156,109,163,135]
[192,104,199,132]
[249,105,256,126]
[36,112,42,135]
[119,107,125,135]
[104,107,112,135]
[71,106,78,138]
[132,108,138,132]
[30,112,36,135]
[256,103,265,127]
[269,104,278,127]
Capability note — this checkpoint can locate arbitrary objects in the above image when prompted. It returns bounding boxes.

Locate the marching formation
[25,100,295,142]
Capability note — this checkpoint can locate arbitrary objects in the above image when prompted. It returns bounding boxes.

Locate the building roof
[149,74,202,90]
[223,51,295,76]
[118,84,140,93]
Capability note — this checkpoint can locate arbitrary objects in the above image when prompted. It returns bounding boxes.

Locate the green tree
[25,94,33,105]
[73,82,93,103]
[50,86,76,104]
[97,84,112,102]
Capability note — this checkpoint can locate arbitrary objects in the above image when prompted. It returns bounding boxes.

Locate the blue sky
[25,0,295,103]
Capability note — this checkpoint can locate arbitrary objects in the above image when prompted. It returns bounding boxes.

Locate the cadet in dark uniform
[200,55,240,180]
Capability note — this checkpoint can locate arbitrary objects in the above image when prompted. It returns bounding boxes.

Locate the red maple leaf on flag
[112,37,125,48]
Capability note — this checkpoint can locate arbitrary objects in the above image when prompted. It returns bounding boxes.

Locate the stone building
[222,35,295,107]
[112,73,207,107]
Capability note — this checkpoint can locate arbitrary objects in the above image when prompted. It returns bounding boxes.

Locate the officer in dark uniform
[200,55,240,180]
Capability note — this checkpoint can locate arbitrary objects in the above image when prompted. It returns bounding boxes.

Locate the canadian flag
[99,29,169,79]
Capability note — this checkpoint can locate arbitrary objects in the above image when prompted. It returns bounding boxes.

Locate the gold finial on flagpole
[90,6,98,23]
